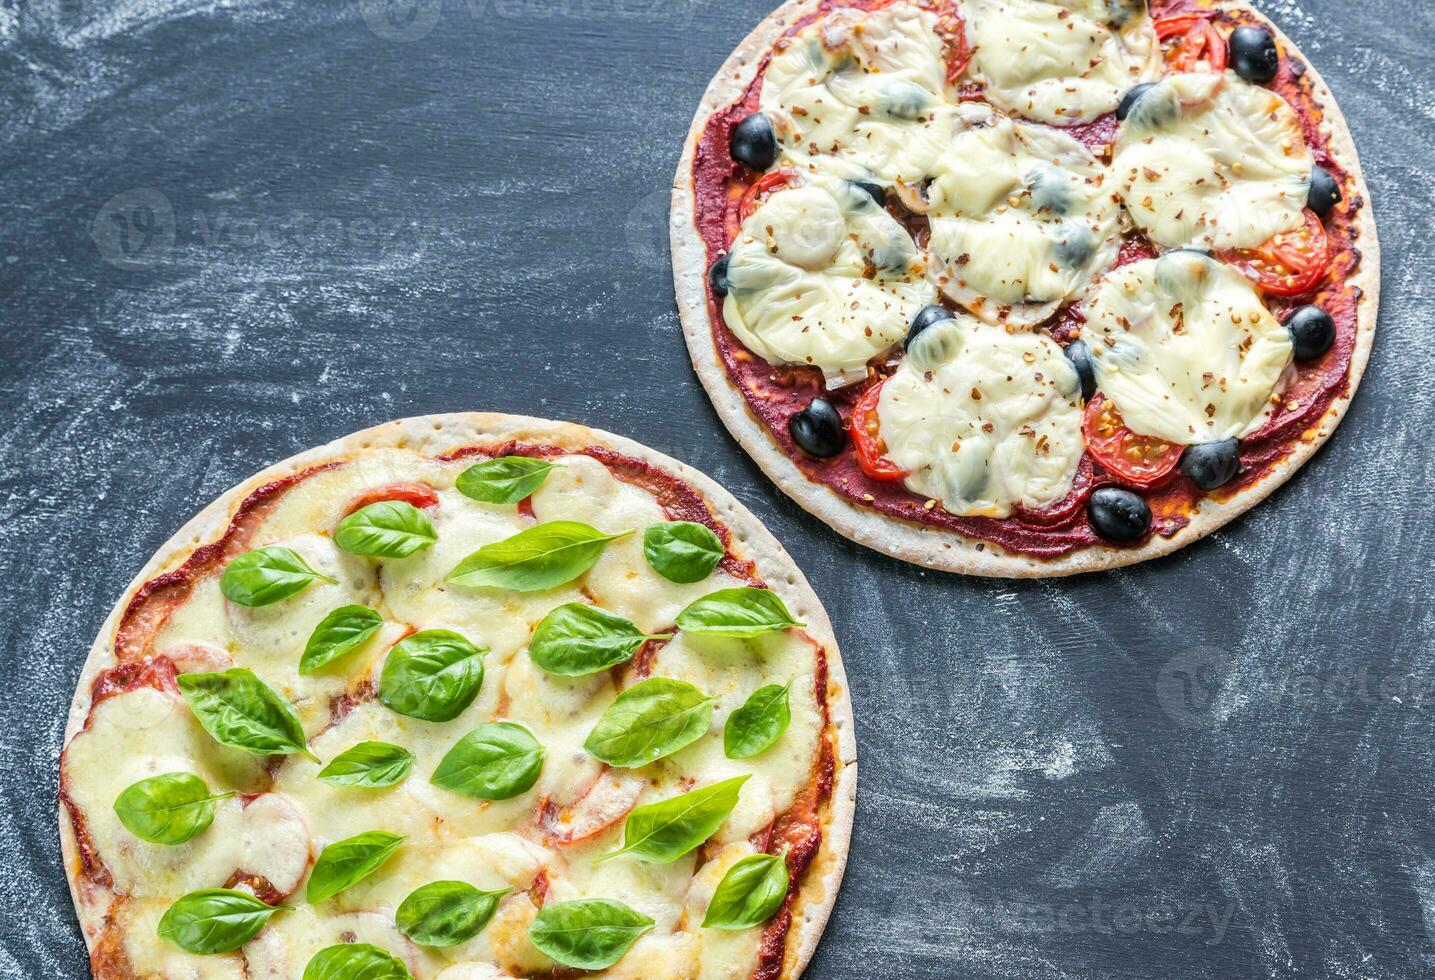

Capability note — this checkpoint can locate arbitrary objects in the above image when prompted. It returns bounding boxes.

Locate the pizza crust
[670,0,1380,578]
[60,413,857,980]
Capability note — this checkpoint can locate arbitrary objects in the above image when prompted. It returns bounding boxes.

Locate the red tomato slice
[1219,209,1331,296]
[1082,396,1182,489]
[1155,13,1228,74]
[849,380,910,482]
[1015,454,1096,528]
[346,482,440,514]
[737,169,795,223]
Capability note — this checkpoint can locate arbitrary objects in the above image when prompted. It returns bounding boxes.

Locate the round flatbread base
[670,0,1379,578]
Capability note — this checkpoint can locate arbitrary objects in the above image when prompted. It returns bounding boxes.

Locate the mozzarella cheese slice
[964,0,1159,124]
[926,103,1121,327]
[723,176,935,386]
[1115,72,1314,250]
[1082,251,1293,443]
[877,313,1085,517]
[759,3,957,184]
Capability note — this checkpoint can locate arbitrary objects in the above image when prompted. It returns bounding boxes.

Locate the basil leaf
[430,722,545,800]
[220,546,336,607]
[300,604,383,674]
[599,775,749,864]
[583,677,716,768]
[157,888,288,954]
[643,521,723,584]
[307,830,406,904]
[723,678,794,760]
[317,741,414,789]
[445,521,630,592]
[675,587,804,638]
[455,456,558,504]
[702,853,789,930]
[529,898,654,971]
[113,773,234,845]
[177,668,318,763]
[334,500,436,558]
[528,603,670,676]
[302,943,412,979]
[395,880,510,947]
[378,630,485,723]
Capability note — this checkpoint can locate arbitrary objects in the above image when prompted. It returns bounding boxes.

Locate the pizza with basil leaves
[671,0,1378,576]
[59,414,855,979]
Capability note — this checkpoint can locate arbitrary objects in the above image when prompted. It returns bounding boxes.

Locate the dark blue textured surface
[1,1,1432,977]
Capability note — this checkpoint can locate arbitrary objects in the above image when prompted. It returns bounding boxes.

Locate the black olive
[789,399,846,459]
[1180,439,1241,491]
[1064,339,1097,401]
[1088,487,1152,543]
[853,180,886,207]
[904,305,954,349]
[730,112,778,171]
[1307,164,1342,218]
[1286,305,1335,361]
[1229,26,1278,84]
[1115,82,1157,121]
[708,254,731,297]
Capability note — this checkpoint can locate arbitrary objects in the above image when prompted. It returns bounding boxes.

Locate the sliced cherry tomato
[1082,395,1182,489]
[346,482,440,514]
[1015,454,1096,528]
[737,169,795,223]
[849,380,910,482]
[1155,13,1228,74]
[1219,209,1331,296]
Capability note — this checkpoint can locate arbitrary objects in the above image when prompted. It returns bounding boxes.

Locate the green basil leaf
[430,722,545,800]
[334,500,436,558]
[599,775,749,864]
[300,604,383,674]
[583,677,716,768]
[529,898,654,971]
[317,741,414,789]
[219,546,336,607]
[377,630,485,723]
[307,830,406,904]
[113,773,234,845]
[723,678,793,760]
[156,888,288,954]
[455,456,558,504]
[702,853,790,930]
[642,521,724,584]
[675,587,804,638]
[177,668,318,763]
[445,521,630,592]
[395,880,510,947]
[302,942,412,979]
[528,603,670,676]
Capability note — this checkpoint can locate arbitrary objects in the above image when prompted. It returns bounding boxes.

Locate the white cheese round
[877,313,1085,517]
[1082,251,1293,444]
[722,176,935,386]
[1115,71,1314,250]
[926,103,1121,327]
[964,0,1159,124]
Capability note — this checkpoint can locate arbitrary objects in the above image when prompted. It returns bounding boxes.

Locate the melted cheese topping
[964,0,1158,124]
[723,176,935,386]
[63,450,828,979]
[877,314,1085,516]
[759,3,958,184]
[926,104,1121,326]
[1083,251,1293,443]
[1115,72,1314,250]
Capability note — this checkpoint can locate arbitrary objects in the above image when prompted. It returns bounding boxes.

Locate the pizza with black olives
[59,414,855,979]
[671,0,1378,576]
